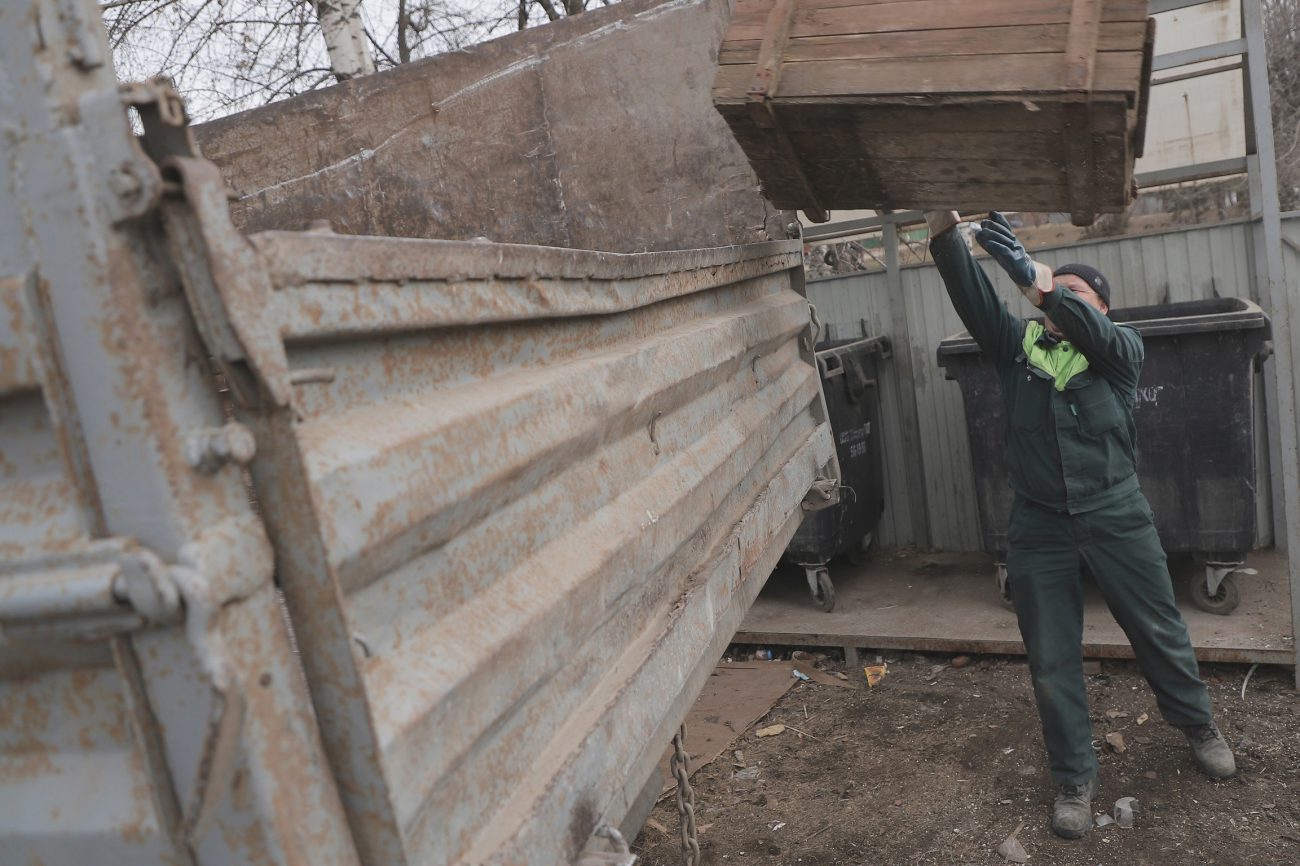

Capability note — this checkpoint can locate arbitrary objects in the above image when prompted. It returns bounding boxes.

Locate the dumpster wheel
[804,566,836,613]
[1189,568,1241,616]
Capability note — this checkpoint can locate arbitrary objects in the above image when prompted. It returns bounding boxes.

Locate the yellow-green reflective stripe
[1022,321,1091,391]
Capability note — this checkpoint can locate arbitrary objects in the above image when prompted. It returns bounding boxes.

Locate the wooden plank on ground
[735,550,1295,667]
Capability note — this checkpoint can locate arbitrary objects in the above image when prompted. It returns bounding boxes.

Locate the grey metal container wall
[936,298,1272,614]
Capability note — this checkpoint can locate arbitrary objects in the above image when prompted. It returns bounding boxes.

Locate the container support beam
[883,221,932,546]
[1241,0,1300,685]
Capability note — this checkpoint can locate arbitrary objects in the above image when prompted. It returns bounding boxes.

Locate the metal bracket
[1204,561,1241,595]
[0,539,182,640]
[121,79,294,409]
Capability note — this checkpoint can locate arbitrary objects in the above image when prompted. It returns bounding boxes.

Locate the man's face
[1044,273,1109,336]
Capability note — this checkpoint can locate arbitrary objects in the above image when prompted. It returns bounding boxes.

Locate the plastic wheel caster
[1189,570,1240,615]
[809,567,836,612]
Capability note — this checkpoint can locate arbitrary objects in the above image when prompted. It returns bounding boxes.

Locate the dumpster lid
[937,297,1269,359]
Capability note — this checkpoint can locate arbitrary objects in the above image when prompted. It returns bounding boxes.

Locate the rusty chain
[669,723,701,866]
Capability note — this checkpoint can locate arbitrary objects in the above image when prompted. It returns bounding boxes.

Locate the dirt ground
[633,651,1300,866]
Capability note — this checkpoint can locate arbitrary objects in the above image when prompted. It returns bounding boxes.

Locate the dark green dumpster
[937,297,1272,614]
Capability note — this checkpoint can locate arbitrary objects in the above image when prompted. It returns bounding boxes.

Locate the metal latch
[801,475,841,512]
[0,540,182,640]
[576,826,637,866]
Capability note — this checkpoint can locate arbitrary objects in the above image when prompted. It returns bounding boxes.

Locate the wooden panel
[726,0,1149,42]
[714,0,1150,219]
[718,22,1149,65]
[714,51,1146,98]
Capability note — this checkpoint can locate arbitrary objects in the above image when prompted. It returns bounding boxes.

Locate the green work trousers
[1006,491,1214,787]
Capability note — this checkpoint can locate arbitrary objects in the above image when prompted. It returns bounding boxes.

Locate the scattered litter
[768,821,785,832]
[999,799,1013,805]
[1095,813,1115,828]
[1106,709,1129,720]
[1001,747,1015,755]
[951,655,971,669]
[1114,797,1139,828]
[734,749,744,763]
[926,664,947,680]
[1242,662,1260,700]
[755,649,774,661]
[791,650,815,661]
[733,766,760,781]
[755,724,786,738]
[1105,732,1127,753]
[864,664,888,687]
[833,671,849,681]
[1234,567,1259,575]
[783,724,819,740]
[996,821,1030,863]
[1137,713,1149,726]
[796,666,856,689]
[645,817,669,834]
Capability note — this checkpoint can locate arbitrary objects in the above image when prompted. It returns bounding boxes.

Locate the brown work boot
[1183,721,1237,779]
[1051,777,1096,839]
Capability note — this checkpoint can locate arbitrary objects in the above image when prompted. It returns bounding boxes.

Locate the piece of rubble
[995,822,1030,863]
[1113,797,1139,828]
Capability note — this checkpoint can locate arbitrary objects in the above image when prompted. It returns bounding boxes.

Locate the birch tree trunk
[315,0,376,81]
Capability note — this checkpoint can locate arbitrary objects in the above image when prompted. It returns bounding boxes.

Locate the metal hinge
[0,539,182,640]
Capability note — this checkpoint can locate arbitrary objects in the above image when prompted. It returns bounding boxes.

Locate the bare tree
[517,0,611,28]
[101,0,606,122]
[1264,0,1300,210]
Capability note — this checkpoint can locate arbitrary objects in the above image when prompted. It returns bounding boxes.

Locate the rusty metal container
[1,1,837,864]
[712,0,1156,225]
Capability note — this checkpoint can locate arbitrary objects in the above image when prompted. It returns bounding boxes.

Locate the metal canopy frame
[801,0,1299,682]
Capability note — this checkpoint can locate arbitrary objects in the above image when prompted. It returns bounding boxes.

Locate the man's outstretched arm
[1038,288,1143,393]
[926,210,1032,366]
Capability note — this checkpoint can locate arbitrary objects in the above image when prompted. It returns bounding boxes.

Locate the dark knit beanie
[1053,263,1111,309]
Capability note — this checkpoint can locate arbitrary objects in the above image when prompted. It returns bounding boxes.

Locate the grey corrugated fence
[809,214,1298,552]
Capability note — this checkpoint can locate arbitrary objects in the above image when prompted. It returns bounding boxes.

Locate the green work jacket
[931,227,1143,514]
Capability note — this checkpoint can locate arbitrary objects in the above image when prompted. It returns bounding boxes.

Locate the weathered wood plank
[725,0,1149,42]
[717,98,1131,135]
[715,51,1145,99]
[715,0,1149,219]
[718,22,1148,65]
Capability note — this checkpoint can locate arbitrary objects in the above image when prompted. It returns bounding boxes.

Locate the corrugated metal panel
[240,233,835,865]
[0,7,362,864]
[809,216,1292,551]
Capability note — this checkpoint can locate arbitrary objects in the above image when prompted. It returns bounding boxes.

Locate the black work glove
[975,212,1037,288]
